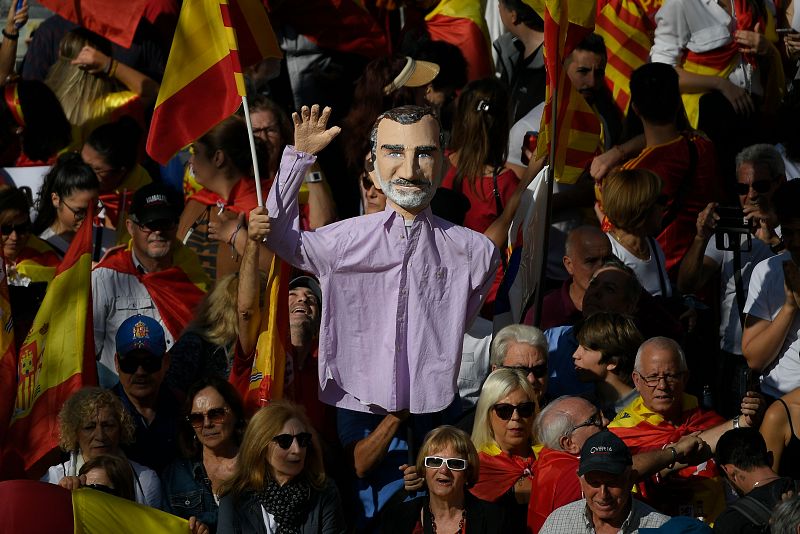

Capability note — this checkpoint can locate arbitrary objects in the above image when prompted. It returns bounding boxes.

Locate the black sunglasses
[492,401,537,420]
[735,180,773,195]
[187,407,228,428]
[500,364,548,379]
[273,432,313,450]
[118,355,162,374]
[566,412,604,435]
[135,219,177,234]
[0,221,31,236]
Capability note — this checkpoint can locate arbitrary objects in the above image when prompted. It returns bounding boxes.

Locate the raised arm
[71,46,160,107]
[0,0,27,83]
[677,202,720,294]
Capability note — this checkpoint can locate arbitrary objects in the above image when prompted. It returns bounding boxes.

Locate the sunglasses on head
[735,180,773,195]
[187,406,229,428]
[273,432,313,450]
[118,355,162,374]
[424,456,467,471]
[492,401,537,420]
[1,221,31,236]
[566,412,604,435]
[500,364,548,379]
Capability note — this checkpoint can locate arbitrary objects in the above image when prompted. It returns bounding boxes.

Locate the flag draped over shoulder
[0,205,96,478]
[230,255,289,414]
[596,0,654,113]
[36,0,148,48]
[146,0,282,165]
[533,0,602,184]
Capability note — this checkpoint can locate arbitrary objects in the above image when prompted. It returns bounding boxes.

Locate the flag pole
[241,95,264,208]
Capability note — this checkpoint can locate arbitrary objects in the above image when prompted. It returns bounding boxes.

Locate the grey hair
[534,395,584,450]
[471,368,537,451]
[368,105,444,162]
[770,494,800,534]
[634,336,688,373]
[735,143,785,180]
[490,324,548,367]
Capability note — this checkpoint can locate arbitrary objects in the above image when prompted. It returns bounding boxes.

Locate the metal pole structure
[241,94,264,207]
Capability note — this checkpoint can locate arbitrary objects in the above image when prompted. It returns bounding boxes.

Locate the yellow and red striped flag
[532,0,602,184]
[0,250,16,434]
[0,205,96,479]
[596,0,655,114]
[146,0,282,165]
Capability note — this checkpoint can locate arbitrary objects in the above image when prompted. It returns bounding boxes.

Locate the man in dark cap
[92,183,210,387]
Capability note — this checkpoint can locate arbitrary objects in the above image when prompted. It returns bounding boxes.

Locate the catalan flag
[533,0,602,184]
[0,204,96,478]
[596,0,655,114]
[37,0,148,48]
[424,0,494,81]
[230,255,289,414]
[146,0,282,165]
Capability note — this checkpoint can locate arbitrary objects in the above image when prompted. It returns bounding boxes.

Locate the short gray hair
[771,494,800,534]
[368,105,443,162]
[535,395,583,450]
[490,324,548,368]
[735,144,785,181]
[634,336,688,373]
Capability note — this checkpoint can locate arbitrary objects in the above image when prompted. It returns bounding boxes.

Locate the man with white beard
[249,104,499,529]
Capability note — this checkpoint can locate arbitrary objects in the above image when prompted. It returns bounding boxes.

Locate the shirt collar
[381,204,435,231]
[583,498,635,532]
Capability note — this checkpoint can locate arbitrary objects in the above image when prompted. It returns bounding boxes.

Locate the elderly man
[93,183,210,387]
[540,430,670,533]
[609,336,764,522]
[531,395,707,532]
[249,104,498,529]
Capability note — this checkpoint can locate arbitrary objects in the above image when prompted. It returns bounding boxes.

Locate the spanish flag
[230,255,289,415]
[533,0,602,184]
[0,250,15,433]
[0,205,96,479]
[595,0,655,114]
[146,0,282,165]
[424,0,493,81]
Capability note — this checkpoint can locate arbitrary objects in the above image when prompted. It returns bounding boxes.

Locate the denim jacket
[162,457,218,531]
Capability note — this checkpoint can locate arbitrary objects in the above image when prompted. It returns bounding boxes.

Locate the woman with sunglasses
[162,377,246,532]
[469,368,538,533]
[382,425,506,534]
[43,387,162,508]
[217,400,345,534]
[32,152,99,257]
[601,168,672,298]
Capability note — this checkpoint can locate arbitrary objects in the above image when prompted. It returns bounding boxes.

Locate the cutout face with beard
[370,115,443,219]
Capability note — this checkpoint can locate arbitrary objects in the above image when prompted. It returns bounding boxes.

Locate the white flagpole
[241,94,264,208]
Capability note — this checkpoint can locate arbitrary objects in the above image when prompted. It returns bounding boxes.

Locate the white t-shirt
[705,234,773,354]
[607,234,672,297]
[743,252,800,398]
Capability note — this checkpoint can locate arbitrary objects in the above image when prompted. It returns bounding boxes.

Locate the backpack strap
[729,495,773,529]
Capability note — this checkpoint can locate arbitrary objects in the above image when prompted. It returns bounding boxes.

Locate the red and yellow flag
[146,0,282,165]
[424,0,494,81]
[596,0,655,114]
[533,0,602,184]
[0,250,16,433]
[37,0,148,48]
[0,205,96,479]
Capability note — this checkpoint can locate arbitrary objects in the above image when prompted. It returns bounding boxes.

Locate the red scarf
[528,448,582,533]
[684,0,764,69]
[470,447,535,532]
[95,245,209,338]
[187,175,273,217]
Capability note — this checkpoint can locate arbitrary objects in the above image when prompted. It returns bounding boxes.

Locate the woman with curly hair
[217,400,345,534]
[42,387,162,508]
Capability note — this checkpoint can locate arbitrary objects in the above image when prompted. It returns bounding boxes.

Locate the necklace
[428,504,466,534]
[752,475,781,489]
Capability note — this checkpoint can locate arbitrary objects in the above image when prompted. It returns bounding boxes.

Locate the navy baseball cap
[578,430,633,476]
[115,315,166,358]
[289,276,321,303]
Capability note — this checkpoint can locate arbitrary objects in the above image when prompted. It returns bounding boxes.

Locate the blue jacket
[162,457,218,532]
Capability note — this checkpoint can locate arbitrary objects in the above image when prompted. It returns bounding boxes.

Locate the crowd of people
[2,0,800,532]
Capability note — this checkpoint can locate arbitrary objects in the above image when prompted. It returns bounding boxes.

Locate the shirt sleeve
[91,268,110,358]
[744,257,784,321]
[465,234,500,327]
[651,0,691,66]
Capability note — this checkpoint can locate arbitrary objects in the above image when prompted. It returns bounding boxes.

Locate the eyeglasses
[735,180,773,195]
[118,355,163,374]
[0,221,31,235]
[424,456,467,471]
[565,412,604,435]
[134,219,177,234]
[499,364,548,379]
[187,406,229,428]
[635,371,685,387]
[492,401,537,420]
[61,199,88,221]
[273,432,313,450]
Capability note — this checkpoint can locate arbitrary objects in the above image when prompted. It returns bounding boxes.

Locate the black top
[380,493,508,534]
[713,477,795,534]
[776,399,800,479]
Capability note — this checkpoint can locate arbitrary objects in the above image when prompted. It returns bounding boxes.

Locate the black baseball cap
[289,276,321,303]
[578,430,633,476]
[129,183,182,226]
